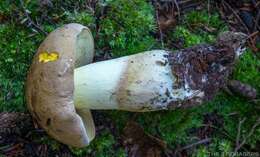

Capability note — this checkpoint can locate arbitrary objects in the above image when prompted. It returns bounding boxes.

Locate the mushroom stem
[74,50,203,111]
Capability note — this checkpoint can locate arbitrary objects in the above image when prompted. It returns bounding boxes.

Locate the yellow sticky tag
[39,51,59,63]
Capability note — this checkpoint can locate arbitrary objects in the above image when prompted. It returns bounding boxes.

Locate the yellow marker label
[39,51,59,63]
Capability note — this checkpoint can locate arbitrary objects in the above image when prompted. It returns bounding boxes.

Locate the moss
[0,0,259,156]
[40,136,62,151]
[184,10,226,31]
[70,131,127,157]
[233,50,260,88]
[91,9,260,156]
[173,26,205,47]
[0,1,96,112]
[0,1,19,19]
[222,50,260,149]
[193,146,209,157]
[193,139,232,157]
[169,10,228,49]
[197,50,260,150]
[97,0,156,57]
[134,110,202,147]
[0,24,44,111]
[65,11,95,28]
[106,111,132,131]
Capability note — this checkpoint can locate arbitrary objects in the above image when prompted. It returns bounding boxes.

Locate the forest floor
[0,0,259,157]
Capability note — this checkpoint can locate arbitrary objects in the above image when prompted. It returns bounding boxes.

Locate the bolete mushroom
[26,24,247,148]
[74,32,247,111]
[26,23,95,147]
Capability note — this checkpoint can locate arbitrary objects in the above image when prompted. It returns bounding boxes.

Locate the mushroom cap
[26,23,95,147]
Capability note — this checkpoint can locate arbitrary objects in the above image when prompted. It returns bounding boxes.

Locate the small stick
[221,0,250,34]
[235,117,246,147]
[253,11,260,32]
[248,31,259,39]
[174,138,212,155]
[232,117,260,157]
[19,0,47,35]
[221,0,257,48]
[155,1,165,48]
[179,138,211,151]
[207,0,211,25]
[252,0,260,31]
[173,0,180,20]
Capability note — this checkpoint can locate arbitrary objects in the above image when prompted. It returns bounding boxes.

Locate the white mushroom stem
[74,50,204,111]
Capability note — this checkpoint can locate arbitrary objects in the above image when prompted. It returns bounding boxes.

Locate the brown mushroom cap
[26,23,95,147]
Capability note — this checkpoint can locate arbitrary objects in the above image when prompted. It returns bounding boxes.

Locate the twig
[173,138,211,157]
[172,0,180,20]
[179,138,211,151]
[207,0,210,20]
[207,0,210,13]
[251,0,260,31]
[221,0,259,51]
[232,117,260,157]
[254,10,260,32]
[200,123,250,152]
[247,31,259,52]
[248,31,259,39]
[221,0,250,34]
[178,0,193,5]
[235,117,246,148]
[155,1,165,48]
[19,0,47,35]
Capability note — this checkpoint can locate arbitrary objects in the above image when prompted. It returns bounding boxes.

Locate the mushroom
[26,23,95,147]
[74,32,248,111]
[26,26,247,148]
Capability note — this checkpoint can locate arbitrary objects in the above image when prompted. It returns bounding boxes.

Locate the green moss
[200,50,260,150]
[185,10,226,30]
[222,50,260,149]
[193,146,209,157]
[233,50,260,89]
[106,111,132,131]
[193,138,232,156]
[65,11,95,28]
[135,110,202,146]
[0,24,44,111]
[193,92,259,151]
[90,9,259,156]
[40,136,62,151]
[170,10,228,49]
[173,26,204,47]
[0,0,259,155]
[0,1,97,112]
[70,131,127,157]
[97,0,156,57]
[0,1,19,18]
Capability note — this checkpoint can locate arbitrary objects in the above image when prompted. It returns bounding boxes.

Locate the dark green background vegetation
[0,0,259,156]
